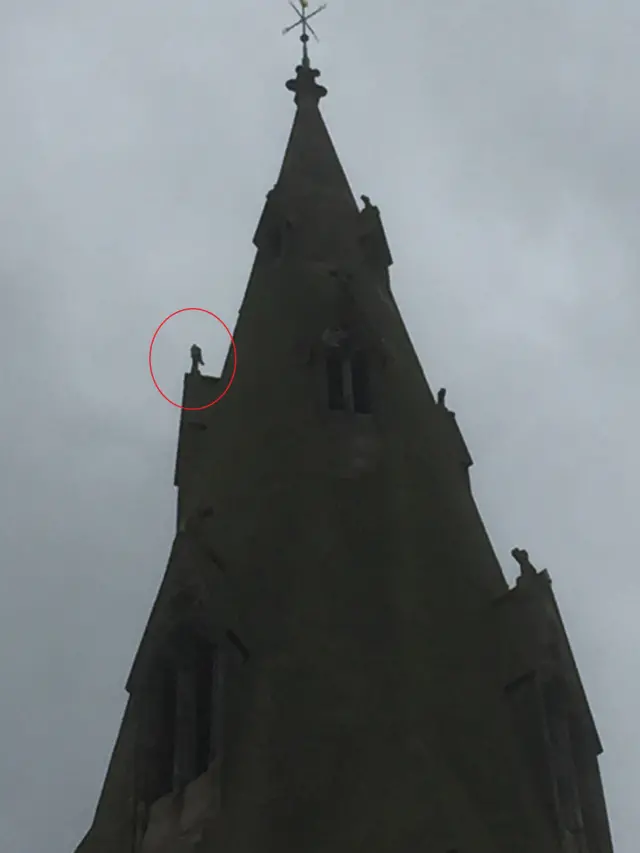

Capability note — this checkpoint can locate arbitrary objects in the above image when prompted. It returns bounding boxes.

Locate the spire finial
[282,1,327,67]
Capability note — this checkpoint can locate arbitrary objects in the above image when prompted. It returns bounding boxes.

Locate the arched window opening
[351,352,371,414]
[325,349,373,414]
[193,636,215,777]
[141,631,222,807]
[543,682,585,836]
[147,661,177,805]
[326,352,345,411]
[173,633,219,788]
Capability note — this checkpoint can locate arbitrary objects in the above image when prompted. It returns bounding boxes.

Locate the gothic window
[504,671,557,825]
[542,681,585,838]
[194,660,212,777]
[264,218,292,260]
[326,352,346,410]
[141,631,221,806]
[147,661,177,805]
[325,350,372,414]
[351,351,371,414]
[506,671,588,844]
[193,634,218,777]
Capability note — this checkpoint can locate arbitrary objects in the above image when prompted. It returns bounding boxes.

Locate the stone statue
[511,547,538,577]
[190,344,204,374]
[437,388,447,406]
[360,194,372,209]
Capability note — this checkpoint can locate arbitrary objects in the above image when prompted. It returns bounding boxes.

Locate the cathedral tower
[73,16,614,853]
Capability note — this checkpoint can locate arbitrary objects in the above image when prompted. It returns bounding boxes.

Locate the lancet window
[324,348,372,414]
[139,629,223,809]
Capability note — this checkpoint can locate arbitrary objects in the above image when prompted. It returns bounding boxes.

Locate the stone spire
[272,1,357,216]
[275,58,356,210]
[71,11,616,853]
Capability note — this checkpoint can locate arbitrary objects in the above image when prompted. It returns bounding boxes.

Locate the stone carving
[437,388,447,406]
[190,344,204,374]
[511,547,538,577]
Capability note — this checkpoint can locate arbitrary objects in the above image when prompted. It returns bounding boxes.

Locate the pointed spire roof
[276,60,356,207]
[274,3,358,212]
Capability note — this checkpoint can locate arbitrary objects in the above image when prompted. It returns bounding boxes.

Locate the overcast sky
[1,1,638,851]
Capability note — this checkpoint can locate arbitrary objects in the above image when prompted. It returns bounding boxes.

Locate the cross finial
[282,1,327,66]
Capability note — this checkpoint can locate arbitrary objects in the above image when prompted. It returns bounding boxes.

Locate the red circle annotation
[148,308,237,410]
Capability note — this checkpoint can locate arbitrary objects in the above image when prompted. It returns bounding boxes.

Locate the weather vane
[282,0,327,64]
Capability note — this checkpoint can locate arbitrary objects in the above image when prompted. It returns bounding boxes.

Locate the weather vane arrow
[282,0,327,63]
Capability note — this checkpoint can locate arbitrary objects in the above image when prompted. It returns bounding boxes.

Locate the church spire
[273,5,368,236]
[71,11,615,853]
[252,0,356,258]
